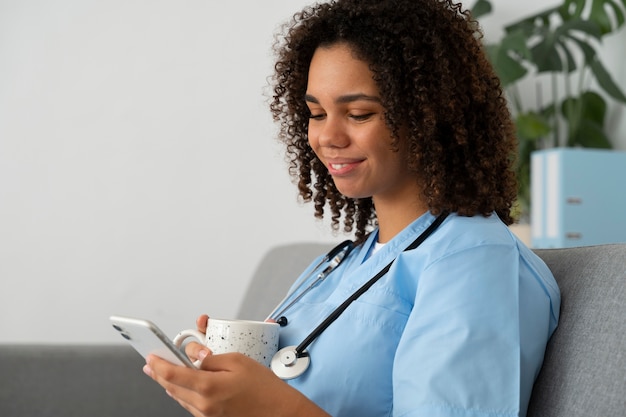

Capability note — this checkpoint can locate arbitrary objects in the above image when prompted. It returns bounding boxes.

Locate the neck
[374,198,429,243]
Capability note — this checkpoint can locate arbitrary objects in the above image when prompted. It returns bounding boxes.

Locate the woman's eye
[350,113,375,121]
[309,113,325,120]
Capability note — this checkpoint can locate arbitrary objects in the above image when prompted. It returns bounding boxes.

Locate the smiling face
[306,43,421,208]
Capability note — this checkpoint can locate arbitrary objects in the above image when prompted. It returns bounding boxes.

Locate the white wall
[0,0,323,344]
[1,0,624,344]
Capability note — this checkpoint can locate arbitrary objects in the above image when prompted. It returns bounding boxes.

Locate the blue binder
[531,148,626,248]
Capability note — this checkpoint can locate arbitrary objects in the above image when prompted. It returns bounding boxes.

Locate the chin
[336,189,370,200]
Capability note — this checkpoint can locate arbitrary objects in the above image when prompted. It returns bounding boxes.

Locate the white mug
[173,318,279,367]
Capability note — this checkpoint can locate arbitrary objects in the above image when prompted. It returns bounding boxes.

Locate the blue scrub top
[278,212,560,417]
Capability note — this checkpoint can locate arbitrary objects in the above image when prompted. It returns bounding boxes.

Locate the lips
[326,159,363,175]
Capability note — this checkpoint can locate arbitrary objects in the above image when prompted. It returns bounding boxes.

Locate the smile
[326,160,363,175]
[330,163,350,170]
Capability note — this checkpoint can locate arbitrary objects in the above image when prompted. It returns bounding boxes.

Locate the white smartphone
[109,315,196,368]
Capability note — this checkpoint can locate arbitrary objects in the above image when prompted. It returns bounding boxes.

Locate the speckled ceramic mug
[173,319,279,367]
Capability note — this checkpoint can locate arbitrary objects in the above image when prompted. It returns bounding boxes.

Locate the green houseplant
[472,0,626,220]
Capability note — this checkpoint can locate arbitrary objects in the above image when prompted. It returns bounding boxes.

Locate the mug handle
[173,329,206,367]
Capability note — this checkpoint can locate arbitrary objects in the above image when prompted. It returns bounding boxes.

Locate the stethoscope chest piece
[271,346,310,380]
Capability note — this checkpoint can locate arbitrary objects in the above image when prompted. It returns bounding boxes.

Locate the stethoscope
[265,239,356,327]
[268,212,449,380]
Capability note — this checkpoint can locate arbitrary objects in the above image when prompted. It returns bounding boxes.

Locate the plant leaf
[516,111,552,140]
[531,33,563,72]
[589,0,626,34]
[590,58,626,102]
[568,35,599,65]
[561,91,613,147]
[505,6,560,35]
[582,90,607,123]
[561,91,603,127]
[500,30,533,61]
[486,31,530,86]
[556,18,603,40]
[533,18,603,73]
[570,119,613,147]
[490,51,528,86]
[562,0,586,19]
[471,0,492,19]
[563,0,626,33]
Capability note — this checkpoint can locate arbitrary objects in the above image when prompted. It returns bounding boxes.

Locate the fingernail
[198,349,209,360]
[143,364,152,377]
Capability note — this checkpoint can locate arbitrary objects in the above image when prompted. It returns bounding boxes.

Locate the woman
[143,1,560,416]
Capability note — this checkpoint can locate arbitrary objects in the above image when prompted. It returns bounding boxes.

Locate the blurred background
[1,0,624,344]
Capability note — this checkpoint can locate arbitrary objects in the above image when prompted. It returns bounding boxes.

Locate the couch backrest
[0,344,189,417]
[238,242,626,417]
[527,244,626,417]
[2,243,621,417]
[237,242,334,321]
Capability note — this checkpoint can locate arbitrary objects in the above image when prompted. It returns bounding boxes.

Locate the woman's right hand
[145,313,331,417]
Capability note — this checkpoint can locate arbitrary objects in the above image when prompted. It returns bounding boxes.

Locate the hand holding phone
[110,315,196,368]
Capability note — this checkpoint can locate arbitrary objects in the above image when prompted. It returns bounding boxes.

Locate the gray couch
[1,243,624,417]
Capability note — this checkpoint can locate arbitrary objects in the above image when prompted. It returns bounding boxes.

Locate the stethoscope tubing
[270,212,449,380]
[293,211,449,356]
[265,239,355,322]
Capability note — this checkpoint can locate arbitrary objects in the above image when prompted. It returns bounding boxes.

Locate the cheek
[376,142,407,172]
[307,124,320,152]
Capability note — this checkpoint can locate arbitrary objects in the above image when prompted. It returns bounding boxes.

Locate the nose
[314,116,349,148]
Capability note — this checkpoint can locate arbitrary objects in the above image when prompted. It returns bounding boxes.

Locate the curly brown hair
[270,0,518,242]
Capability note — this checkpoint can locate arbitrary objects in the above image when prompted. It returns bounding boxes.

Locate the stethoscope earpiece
[271,346,311,379]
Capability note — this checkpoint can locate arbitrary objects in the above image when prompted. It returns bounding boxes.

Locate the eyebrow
[305,93,382,104]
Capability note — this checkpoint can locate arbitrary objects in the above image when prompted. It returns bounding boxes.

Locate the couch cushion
[528,244,626,417]
[0,344,189,417]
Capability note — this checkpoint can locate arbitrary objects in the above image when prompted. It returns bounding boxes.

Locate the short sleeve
[392,244,524,417]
